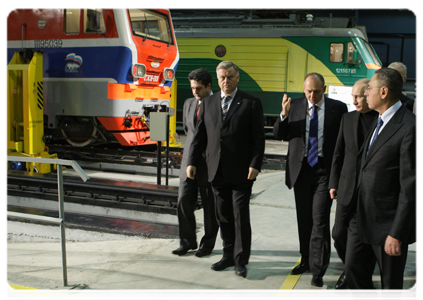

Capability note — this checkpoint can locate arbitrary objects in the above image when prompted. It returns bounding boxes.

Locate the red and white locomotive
[7,9,179,147]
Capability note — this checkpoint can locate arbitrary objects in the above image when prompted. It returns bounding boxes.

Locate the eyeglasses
[365,86,383,92]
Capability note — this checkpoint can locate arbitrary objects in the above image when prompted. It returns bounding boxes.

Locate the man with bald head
[274,73,347,287]
[328,78,378,289]
[388,62,414,112]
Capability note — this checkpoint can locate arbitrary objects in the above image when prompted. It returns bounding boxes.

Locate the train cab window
[128,9,173,44]
[346,42,361,64]
[330,43,344,62]
[84,9,106,33]
[64,9,80,34]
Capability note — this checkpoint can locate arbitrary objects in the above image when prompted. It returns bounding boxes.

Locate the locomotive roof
[174,27,367,41]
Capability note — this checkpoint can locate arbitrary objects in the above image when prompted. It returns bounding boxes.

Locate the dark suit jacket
[179,97,208,183]
[187,90,265,185]
[357,104,416,246]
[273,96,348,189]
[329,111,377,206]
[400,93,415,112]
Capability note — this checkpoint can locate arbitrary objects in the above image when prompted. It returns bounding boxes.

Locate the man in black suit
[328,78,378,289]
[187,61,265,278]
[273,73,347,287]
[388,62,415,113]
[172,68,219,257]
[344,68,415,289]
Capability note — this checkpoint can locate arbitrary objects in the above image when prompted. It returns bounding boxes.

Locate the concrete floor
[5,171,420,300]
[6,138,418,299]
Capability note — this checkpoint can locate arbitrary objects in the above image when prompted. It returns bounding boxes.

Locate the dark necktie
[194,102,201,125]
[307,105,318,167]
[367,117,383,156]
[221,96,231,120]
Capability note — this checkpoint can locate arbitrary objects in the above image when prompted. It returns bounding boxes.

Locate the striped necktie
[307,105,319,167]
[221,96,231,120]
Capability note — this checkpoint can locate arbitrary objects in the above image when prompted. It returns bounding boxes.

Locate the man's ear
[380,86,389,99]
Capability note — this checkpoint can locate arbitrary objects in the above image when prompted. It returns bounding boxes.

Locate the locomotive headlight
[132,64,146,78]
[163,68,175,81]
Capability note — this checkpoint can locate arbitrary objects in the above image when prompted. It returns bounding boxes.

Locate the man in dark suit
[172,68,219,257]
[345,68,415,289]
[273,73,348,287]
[388,62,415,113]
[328,78,378,289]
[187,61,265,278]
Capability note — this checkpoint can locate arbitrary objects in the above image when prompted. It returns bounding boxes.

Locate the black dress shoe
[172,245,195,256]
[195,249,212,257]
[290,262,310,275]
[235,265,247,278]
[335,272,348,289]
[311,276,323,287]
[211,257,235,271]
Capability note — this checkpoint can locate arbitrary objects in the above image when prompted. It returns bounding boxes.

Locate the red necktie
[195,102,201,124]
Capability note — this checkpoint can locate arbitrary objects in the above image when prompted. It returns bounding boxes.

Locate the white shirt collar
[379,100,402,124]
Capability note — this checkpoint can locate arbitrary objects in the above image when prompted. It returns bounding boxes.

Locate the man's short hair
[355,78,370,95]
[216,61,239,75]
[304,72,325,86]
[375,68,403,100]
[188,68,212,87]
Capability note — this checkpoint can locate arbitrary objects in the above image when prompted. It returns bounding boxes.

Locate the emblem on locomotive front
[65,53,83,73]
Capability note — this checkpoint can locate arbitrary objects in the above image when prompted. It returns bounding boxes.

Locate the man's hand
[186,165,196,180]
[247,167,259,180]
[329,189,338,200]
[281,93,292,118]
[385,235,402,256]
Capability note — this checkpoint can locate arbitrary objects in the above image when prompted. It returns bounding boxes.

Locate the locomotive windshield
[363,40,382,67]
[129,9,173,44]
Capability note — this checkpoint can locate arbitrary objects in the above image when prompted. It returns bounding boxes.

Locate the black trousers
[293,157,333,277]
[211,164,253,267]
[332,198,357,264]
[177,177,218,250]
[345,216,409,289]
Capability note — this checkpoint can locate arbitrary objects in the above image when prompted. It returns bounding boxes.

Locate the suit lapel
[191,98,198,121]
[298,98,308,143]
[323,96,335,131]
[221,91,243,125]
[352,111,361,153]
[363,106,406,165]
[210,93,223,126]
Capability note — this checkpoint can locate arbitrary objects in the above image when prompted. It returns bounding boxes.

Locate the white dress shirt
[305,96,325,157]
[368,100,402,144]
[280,95,325,157]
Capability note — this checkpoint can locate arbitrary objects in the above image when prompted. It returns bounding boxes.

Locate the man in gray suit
[345,68,416,289]
[172,68,218,257]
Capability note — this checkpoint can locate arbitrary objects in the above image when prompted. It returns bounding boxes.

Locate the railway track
[46,143,286,174]
[7,170,183,237]
[7,143,285,236]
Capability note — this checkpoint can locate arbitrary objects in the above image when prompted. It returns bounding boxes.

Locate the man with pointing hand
[274,73,347,287]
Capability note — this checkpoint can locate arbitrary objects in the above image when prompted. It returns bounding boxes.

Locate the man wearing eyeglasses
[344,68,415,289]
